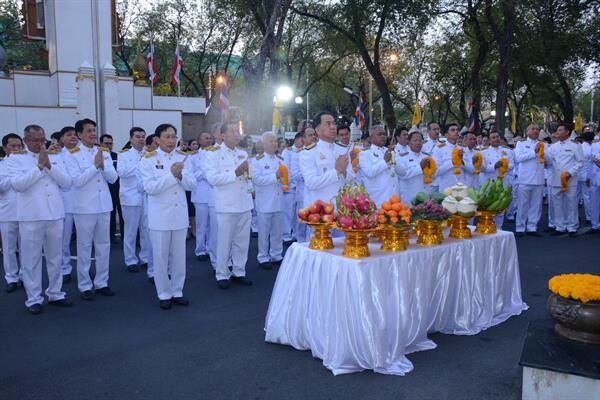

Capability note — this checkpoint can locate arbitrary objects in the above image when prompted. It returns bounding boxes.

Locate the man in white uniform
[140,123,196,309]
[280,135,299,243]
[117,127,151,273]
[358,125,402,207]
[65,118,118,300]
[514,124,546,237]
[481,131,515,228]
[300,111,356,209]
[190,132,212,261]
[588,139,600,234]
[251,132,285,269]
[7,125,73,314]
[57,126,79,283]
[290,128,317,243]
[394,127,409,155]
[579,131,594,226]
[422,122,442,192]
[205,123,254,289]
[0,133,23,293]
[204,123,223,270]
[397,131,429,203]
[461,132,482,189]
[432,123,462,192]
[546,123,584,237]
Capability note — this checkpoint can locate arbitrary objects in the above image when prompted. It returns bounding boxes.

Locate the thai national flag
[354,93,365,129]
[466,98,476,132]
[170,44,184,85]
[146,38,158,85]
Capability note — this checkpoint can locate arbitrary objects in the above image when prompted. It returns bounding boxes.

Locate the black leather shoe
[49,298,74,307]
[95,287,115,296]
[5,282,18,293]
[28,303,42,315]
[550,230,566,236]
[544,227,556,232]
[526,231,542,237]
[172,296,189,306]
[196,254,209,262]
[251,232,258,238]
[515,232,525,237]
[217,279,230,289]
[148,276,155,284]
[283,240,296,246]
[585,228,600,235]
[111,236,121,245]
[271,259,283,267]
[80,290,94,301]
[62,274,72,284]
[140,263,148,270]
[159,300,171,310]
[259,262,273,270]
[127,265,140,273]
[568,232,578,238]
[231,276,253,286]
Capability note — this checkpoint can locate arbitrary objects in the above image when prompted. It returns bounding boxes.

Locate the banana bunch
[467,178,513,212]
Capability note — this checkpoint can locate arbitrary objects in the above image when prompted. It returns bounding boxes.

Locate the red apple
[323,202,334,215]
[308,213,321,223]
[322,214,334,224]
[309,201,321,214]
[298,208,310,221]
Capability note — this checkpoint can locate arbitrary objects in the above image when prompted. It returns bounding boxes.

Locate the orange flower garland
[548,273,600,304]
[473,152,483,175]
[537,142,545,164]
[560,171,569,192]
[278,164,289,191]
[422,157,437,184]
[497,157,509,178]
[452,147,462,175]
[351,147,361,173]
[378,195,411,225]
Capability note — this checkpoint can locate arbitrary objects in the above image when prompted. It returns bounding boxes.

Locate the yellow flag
[272,98,282,130]
[510,105,517,133]
[411,100,421,126]
[574,112,583,132]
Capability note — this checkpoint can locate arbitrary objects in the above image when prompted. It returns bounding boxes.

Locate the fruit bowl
[300,221,334,250]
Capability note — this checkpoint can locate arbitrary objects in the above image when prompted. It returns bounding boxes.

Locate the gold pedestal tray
[306,222,334,250]
[416,220,444,246]
[475,211,497,234]
[341,228,373,258]
[449,215,472,239]
[381,225,409,252]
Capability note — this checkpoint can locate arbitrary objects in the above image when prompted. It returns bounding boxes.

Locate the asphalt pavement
[1,207,599,400]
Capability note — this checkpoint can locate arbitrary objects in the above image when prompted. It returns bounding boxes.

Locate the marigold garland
[422,157,436,184]
[351,147,361,173]
[498,157,509,178]
[473,152,483,175]
[560,171,569,192]
[537,142,545,164]
[452,147,462,175]
[278,164,289,191]
[548,273,600,304]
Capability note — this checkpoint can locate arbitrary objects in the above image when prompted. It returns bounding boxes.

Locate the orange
[387,210,397,218]
[378,215,386,224]
[390,194,401,204]
[378,208,385,215]
[392,203,402,212]
[382,202,392,211]
[390,217,398,224]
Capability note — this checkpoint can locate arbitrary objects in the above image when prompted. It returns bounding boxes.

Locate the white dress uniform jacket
[0,157,21,285]
[481,145,515,187]
[299,140,356,208]
[432,141,462,191]
[588,142,600,229]
[358,144,402,207]
[117,147,144,207]
[461,146,482,189]
[397,150,428,204]
[251,153,284,213]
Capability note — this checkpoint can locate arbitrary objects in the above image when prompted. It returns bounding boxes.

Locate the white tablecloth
[264,230,528,375]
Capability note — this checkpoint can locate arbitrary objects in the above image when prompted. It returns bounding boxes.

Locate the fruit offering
[469,178,512,212]
[378,195,412,225]
[410,200,451,221]
[298,200,335,224]
[336,184,379,230]
[411,191,445,206]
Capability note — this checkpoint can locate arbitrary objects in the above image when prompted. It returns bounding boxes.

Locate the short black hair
[312,111,333,129]
[557,122,571,132]
[59,126,76,139]
[219,122,236,135]
[75,118,96,133]
[129,127,145,137]
[50,131,62,141]
[99,134,113,143]
[394,127,408,138]
[155,123,176,138]
[145,134,155,146]
[582,131,595,142]
[445,123,459,133]
[427,121,438,130]
[294,132,303,141]
[360,132,370,141]
[337,125,350,134]
[2,133,23,148]
[24,124,43,135]
[408,131,424,141]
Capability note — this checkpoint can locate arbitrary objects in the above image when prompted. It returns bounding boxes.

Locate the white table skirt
[264,229,528,376]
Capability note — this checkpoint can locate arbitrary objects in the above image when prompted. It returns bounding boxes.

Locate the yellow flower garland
[537,142,545,164]
[473,152,483,175]
[422,157,436,184]
[498,157,509,178]
[452,147,462,175]
[548,273,600,303]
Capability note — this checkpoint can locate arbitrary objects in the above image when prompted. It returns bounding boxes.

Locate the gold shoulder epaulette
[11,149,26,155]
[256,154,264,160]
[47,149,60,155]
[437,143,446,148]
[295,147,303,152]
[98,146,110,152]
[481,146,489,150]
[206,145,219,152]
[119,149,129,153]
[276,154,284,160]
[305,143,316,150]
[188,150,198,155]
[144,151,157,158]
[335,141,348,148]
[399,152,409,157]
[68,147,80,154]
[176,149,188,155]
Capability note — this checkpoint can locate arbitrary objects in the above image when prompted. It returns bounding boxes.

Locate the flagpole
[368,76,373,132]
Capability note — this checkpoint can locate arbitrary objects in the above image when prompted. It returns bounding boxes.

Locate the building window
[35,0,45,30]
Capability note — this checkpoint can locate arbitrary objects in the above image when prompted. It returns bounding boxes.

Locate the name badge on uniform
[156,160,163,169]
[265,165,270,169]
[501,151,507,155]
[319,152,326,160]
[374,153,379,158]
[525,146,530,149]
[221,156,224,160]
[565,149,572,152]
[409,159,414,162]
[323,167,327,172]
[238,155,245,159]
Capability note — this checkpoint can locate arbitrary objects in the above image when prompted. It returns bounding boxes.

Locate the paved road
[1,209,599,400]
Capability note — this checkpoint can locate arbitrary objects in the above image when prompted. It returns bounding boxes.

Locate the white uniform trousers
[1,221,21,284]
[61,213,74,275]
[551,184,579,232]
[149,228,186,300]
[193,202,209,256]
[516,184,544,233]
[588,185,600,229]
[507,182,518,220]
[257,212,283,263]
[141,205,154,278]
[121,205,151,267]
[294,202,309,243]
[208,206,218,269]
[577,181,591,222]
[19,220,65,307]
[547,186,555,228]
[282,191,295,241]
[73,212,111,292]
[215,212,251,281]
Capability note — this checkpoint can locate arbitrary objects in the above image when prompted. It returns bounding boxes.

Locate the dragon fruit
[335,184,379,230]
